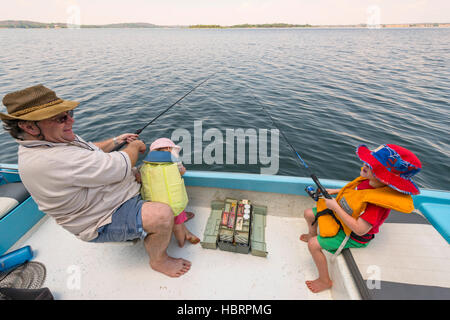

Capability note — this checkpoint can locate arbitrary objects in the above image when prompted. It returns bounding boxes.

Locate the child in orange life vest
[300,144,422,293]
[147,138,200,247]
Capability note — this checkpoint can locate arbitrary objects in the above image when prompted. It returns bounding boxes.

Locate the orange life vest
[316,176,414,238]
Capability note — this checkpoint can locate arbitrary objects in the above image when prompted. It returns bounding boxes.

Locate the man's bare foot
[300,234,311,243]
[305,279,333,293]
[150,255,191,277]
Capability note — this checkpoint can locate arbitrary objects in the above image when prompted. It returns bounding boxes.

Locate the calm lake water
[0,28,449,190]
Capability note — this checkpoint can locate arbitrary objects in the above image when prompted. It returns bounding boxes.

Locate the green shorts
[313,207,369,254]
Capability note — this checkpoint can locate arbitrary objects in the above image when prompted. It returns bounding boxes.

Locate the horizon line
[1,19,450,27]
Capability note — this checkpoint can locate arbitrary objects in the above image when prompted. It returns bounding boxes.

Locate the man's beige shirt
[17,135,140,241]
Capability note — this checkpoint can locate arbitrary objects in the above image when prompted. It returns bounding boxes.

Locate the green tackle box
[201,198,268,257]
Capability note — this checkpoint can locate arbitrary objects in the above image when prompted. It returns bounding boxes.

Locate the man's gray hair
[2,119,25,140]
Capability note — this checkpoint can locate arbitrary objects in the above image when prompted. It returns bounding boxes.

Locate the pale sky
[1,0,449,26]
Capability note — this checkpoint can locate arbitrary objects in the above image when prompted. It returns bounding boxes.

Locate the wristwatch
[113,137,119,146]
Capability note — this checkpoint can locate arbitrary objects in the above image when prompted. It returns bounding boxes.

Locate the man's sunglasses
[50,110,74,124]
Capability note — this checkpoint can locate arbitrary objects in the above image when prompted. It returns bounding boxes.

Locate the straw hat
[0,84,79,121]
[356,144,422,195]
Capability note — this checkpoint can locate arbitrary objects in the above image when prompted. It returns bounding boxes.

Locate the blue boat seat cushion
[0,182,30,219]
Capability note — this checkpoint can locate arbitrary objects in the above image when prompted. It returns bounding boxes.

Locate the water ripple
[0,28,449,190]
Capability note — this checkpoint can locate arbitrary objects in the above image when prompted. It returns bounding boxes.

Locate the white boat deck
[9,186,338,300]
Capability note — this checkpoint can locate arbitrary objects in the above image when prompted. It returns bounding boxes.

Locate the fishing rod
[111,72,216,152]
[251,95,332,200]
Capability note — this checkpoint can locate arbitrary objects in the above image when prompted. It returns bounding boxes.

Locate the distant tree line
[2,20,448,29]
[0,20,158,28]
[230,23,312,28]
[0,20,66,28]
[189,23,313,28]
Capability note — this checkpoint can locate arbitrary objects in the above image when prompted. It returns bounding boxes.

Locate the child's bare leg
[173,223,200,247]
[300,208,318,242]
[184,224,200,245]
[305,236,332,293]
[173,223,186,247]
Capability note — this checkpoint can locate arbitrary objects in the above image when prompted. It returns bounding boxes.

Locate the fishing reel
[305,186,322,202]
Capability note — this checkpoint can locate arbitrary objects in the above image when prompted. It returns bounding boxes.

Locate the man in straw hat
[1,84,191,278]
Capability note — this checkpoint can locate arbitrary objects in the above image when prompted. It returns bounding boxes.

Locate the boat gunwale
[1,164,449,244]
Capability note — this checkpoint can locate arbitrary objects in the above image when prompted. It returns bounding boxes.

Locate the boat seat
[342,209,450,300]
[0,182,30,219]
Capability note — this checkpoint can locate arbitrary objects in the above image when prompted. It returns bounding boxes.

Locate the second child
[140,138,200,247]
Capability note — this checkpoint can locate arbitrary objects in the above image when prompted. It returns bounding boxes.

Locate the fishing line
[111,71,217,152]
[249,91,331,199]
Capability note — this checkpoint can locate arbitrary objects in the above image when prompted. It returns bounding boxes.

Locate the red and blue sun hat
[356,144,422,195]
